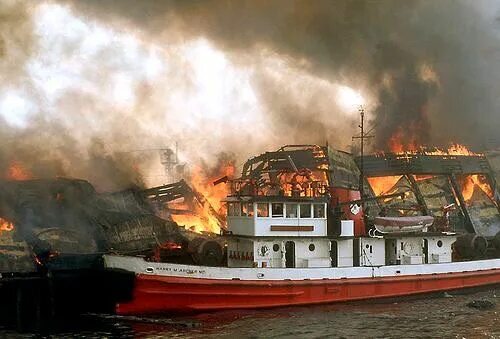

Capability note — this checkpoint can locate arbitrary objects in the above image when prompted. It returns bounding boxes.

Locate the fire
[6,161,32,180]
[170,163,235,233]
[388,129,419,154]
[0,217,14,234]
[367,175,402,196]
[279,170,328,198]
[385,141,480,157]
[189,164,235,214]
[384,121,478,156]
[460,174,494,202]
[422,144,479,156]
[170,210,221,234]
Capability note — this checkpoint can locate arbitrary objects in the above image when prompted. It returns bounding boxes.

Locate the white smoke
[0,1,368,189]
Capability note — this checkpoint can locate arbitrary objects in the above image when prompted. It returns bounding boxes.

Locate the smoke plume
[1,0,499,190]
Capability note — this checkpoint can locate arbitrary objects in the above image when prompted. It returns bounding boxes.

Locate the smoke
[1,0,499,191]
[61,0,500,150]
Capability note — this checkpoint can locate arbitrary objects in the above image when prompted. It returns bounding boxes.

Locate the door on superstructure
[285,241,295,268]
[423,239,429,264]
[330,241,338,267]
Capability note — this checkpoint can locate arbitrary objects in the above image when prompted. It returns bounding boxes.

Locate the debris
[466,299,496,310]
[84,313,200,328]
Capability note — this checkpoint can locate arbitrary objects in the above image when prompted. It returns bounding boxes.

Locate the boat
[373,216,434,233]
[103,145,500,315]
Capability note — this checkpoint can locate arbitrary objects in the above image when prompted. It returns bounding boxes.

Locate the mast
[352,107,373,198]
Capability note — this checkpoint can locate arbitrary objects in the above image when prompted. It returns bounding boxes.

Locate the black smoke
[64,0,500,151]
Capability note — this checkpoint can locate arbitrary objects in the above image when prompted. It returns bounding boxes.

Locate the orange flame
[279,170,328,198]
[0,217,14,234]
[170,163,235,233]
[385,141,480,157]
[170,210,221,234]
[460,174,494,202]
[189,164,234,213]
[367,175,402,196]
[388,129,419,153]
[6,161,32,180]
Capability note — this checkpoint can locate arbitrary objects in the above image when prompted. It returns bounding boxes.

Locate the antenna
[352,106,374,197]
[160,144,180,184]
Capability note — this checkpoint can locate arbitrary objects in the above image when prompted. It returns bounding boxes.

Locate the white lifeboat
[373,216,434,233]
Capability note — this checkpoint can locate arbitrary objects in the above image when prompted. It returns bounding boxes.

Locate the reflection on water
[1,287,499,338]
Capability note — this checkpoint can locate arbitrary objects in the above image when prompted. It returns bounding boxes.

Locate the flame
[0,217,14,234]
[279,170,328,197]
[385,141,480,157]
[6,161,32,180]
[367,175,402,196]
[170,211,221,234]
[189,164,234,213]
[388,129,419,153]
[385,125,478,156]
[460,174,494,202]
[170,163,235,233]
[421,144,479,156]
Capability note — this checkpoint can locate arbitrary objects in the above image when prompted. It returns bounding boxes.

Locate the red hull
[116,269,500,314]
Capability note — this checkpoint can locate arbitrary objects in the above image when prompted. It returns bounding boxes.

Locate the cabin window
[228,203,240,216]
[240,203,254,217]
[313,204,325,218]
[286,204,298,218]
[257,203,269,217]
[241,203,249,216]
[299,204,311,218]
[273,244,280,252]
[271,203,284,217]
[437,240,443,248]
[308,243,315,251]
[247,203,254,217]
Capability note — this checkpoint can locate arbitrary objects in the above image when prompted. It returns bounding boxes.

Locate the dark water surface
[1,287,499,338]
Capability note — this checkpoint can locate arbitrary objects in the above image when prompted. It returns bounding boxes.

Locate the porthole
[273,244,280,252]
[309,243,315,251]
[437,240,443,248]
[366,244,370,249]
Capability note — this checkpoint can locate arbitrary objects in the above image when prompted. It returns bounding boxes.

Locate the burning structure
[1,142,500,327]
[100,143,500,315]
[223,144,500,258]
[0,178,180,330]
[358,151,499,232]
[0,173,229,330]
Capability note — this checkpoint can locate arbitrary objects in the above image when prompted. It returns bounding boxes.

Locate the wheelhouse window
[286,204,298,218]
[241,203,253,217]
[313,204,325,218]
[299,204,311,218]
[247,203,254,217]
[257,203,269,217]
[271,203,284,217]
[228,202,240,216]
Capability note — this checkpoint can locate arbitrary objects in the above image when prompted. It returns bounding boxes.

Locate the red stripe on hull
[117,269,500,315]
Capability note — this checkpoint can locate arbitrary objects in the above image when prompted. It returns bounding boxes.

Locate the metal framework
[355,153,500,237]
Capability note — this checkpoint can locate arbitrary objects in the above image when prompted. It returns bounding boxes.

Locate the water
[1,287,499,338]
